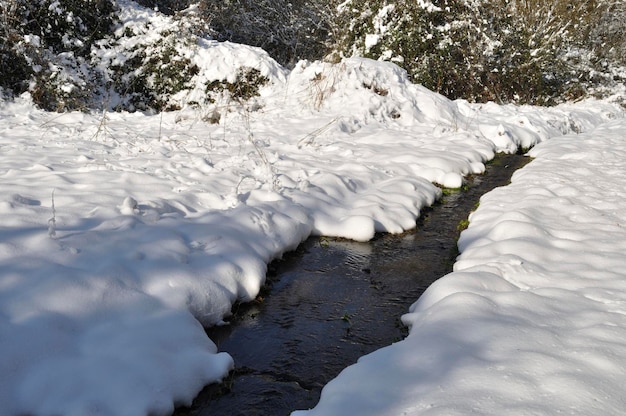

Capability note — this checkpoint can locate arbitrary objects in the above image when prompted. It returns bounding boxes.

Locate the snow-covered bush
[205,67,269,104]
[331,0,555,103]
[0,0,118,110]
[329,0,625,105]
[97,4,278,112]
[198,0,333,67]
[2,0,622,111]
[579,0,626,102]
[102,12,203,112]
[492,0,618,103]
[133,0,191,14]
[18,0,117,54]
[94,3,284,113]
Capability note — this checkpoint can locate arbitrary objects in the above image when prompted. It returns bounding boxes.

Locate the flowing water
[174,153,530,416]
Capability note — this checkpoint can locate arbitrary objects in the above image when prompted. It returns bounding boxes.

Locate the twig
[297,117,339,148]
[48,189,57,239]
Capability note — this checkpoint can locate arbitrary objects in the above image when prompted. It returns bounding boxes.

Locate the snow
[2,3,626,415]
[293,119,626,416]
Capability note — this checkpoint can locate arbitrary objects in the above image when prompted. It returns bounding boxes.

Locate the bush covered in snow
[0,0,118,110]
[197,0,333,67]
[330,0,626,105]
[133,0,190,14]
[0,0,624,111]
[99,5,207,112]
[96,3,283,113]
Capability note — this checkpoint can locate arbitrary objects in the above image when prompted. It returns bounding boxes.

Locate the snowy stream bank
[175,153,530,415]
[294,119,626,415]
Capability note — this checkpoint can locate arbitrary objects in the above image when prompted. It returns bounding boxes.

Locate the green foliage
[0,0,118,110]
[133,0,192,15]
[198,0,333,67]
[1,0,623,111]
[330,0,626,105]
[205,67,269,103]
[109,32,200,112]
[457,218,470,232]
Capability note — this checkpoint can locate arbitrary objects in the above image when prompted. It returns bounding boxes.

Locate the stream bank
[174,152,531,416]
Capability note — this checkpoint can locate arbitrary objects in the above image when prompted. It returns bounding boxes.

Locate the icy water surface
[174,153,530,416]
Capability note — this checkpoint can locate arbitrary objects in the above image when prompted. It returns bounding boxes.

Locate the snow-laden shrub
[133,0,191,15]
[0,0,118,110]
[331,0,566,104]
[19,0,117,55]
[95,3,284,114]
[198,0,333,67]
[94,4,208,112]
[205,67,269,104]
[105,28,200,111]
[579,0,626,103]
[330,0,625,105]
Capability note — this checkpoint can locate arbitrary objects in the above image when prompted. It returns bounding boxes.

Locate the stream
[174,153,530,416]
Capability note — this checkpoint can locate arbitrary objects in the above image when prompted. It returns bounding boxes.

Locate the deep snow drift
[1,4,625,415]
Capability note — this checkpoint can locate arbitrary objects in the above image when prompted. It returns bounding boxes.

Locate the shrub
[329,0,625,105]
[95,4,271,113]
[107,29,201,112]
[133,0,192,15]
[0,0,118,110]
[198,0,333,67]
[18,0,117,56]
[205,67,269,103]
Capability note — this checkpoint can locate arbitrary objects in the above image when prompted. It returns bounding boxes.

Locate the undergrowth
[0,0,623,110]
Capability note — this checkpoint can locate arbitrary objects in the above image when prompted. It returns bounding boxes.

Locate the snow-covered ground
[2,4,626,415]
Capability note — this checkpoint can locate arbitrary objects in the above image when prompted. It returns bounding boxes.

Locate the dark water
[174,153,530,416]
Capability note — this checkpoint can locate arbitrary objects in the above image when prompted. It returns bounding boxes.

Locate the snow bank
[294,118,626,415]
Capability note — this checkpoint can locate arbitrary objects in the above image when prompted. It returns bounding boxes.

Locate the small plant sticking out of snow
[297,118,339,148]
[307,65,344,110]
[47,189,57,239]
[362,82,389,96]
